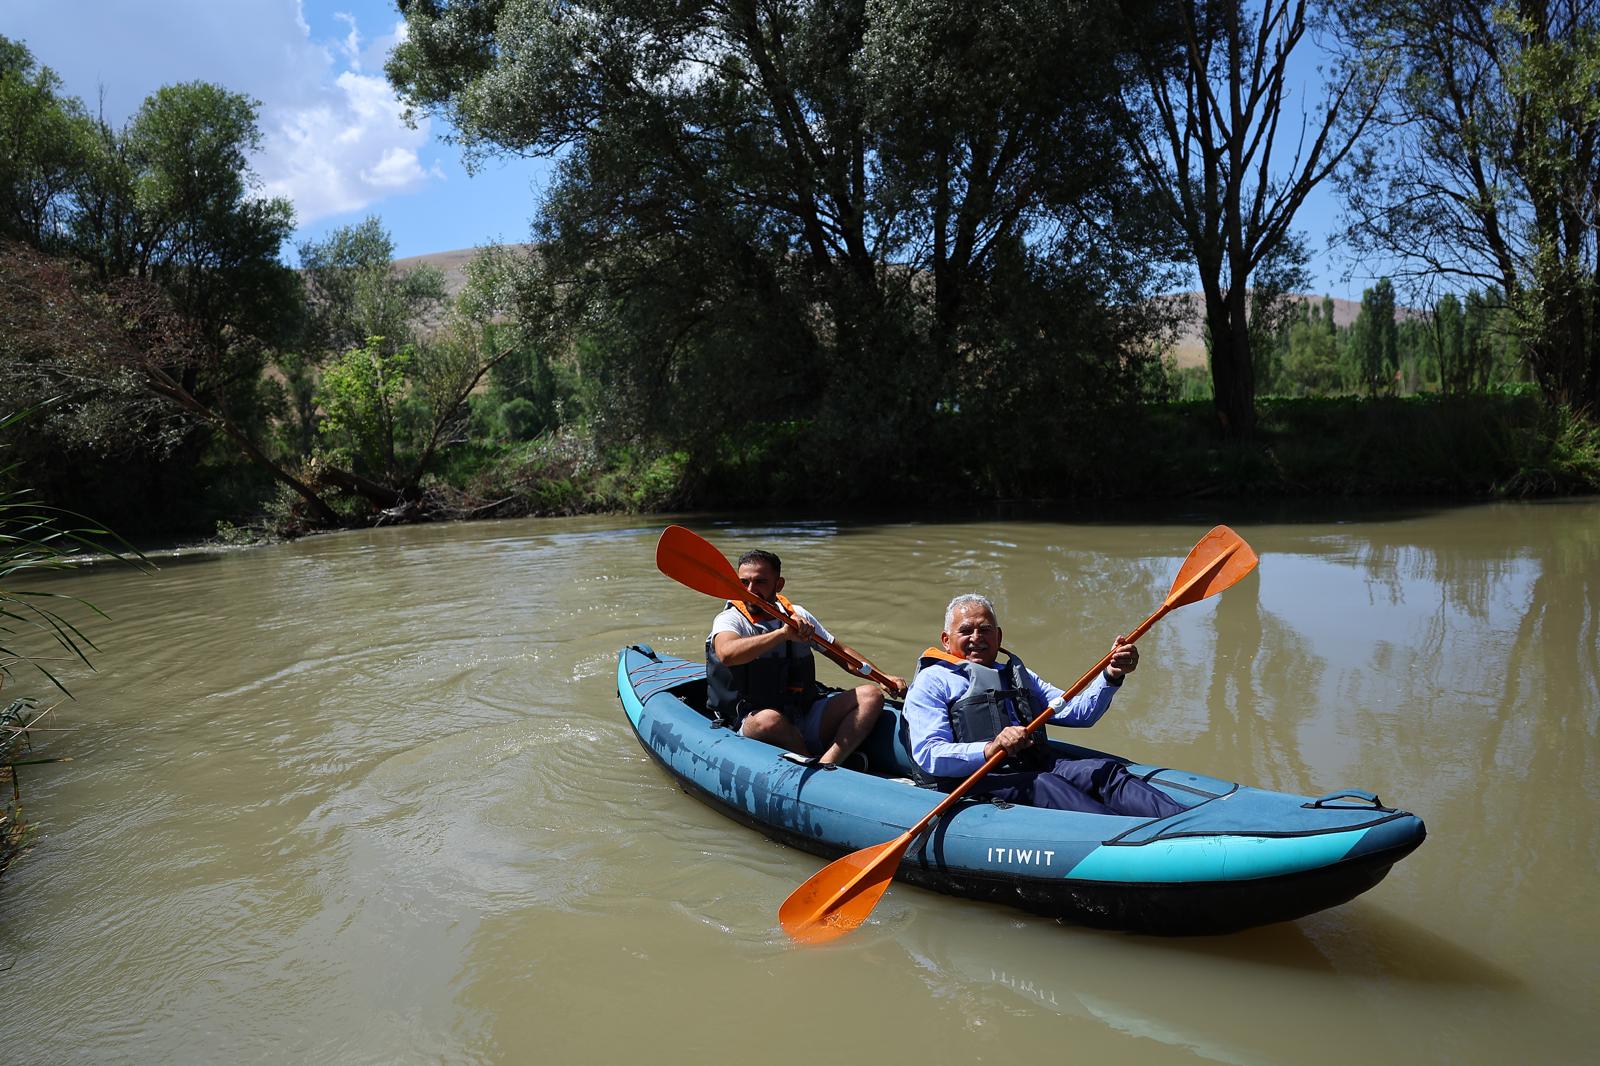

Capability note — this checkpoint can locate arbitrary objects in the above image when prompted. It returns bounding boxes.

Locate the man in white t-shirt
[706,548,906,768]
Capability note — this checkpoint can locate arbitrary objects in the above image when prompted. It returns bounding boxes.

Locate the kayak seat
[858,699,923,779]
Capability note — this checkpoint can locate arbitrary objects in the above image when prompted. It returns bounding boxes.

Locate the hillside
[1159,291,1365,369]
[392,247,1366,371]
[393,245,534,298]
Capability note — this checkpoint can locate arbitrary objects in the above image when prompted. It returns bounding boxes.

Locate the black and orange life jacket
[704,595,819,728]
[901,647,1043,784]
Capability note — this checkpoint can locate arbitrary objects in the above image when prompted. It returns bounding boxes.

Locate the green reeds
[2,405,152,877]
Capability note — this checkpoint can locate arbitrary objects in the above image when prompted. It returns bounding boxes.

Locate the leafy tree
[315,337,412,479]
[0,36,91,247]
[121,82,300,362]
[1116,0,1387,437]
[1339,0,1600,413]
[67,111,142,281]
[458,244,571,440]
[0,60,311,530]
[298,216,447,357]
[1463,286,1529,389]
[1280,308,1347,394]
[287,217,448,456]
[1394,313,1437,392]
[0,236,341,528]
[310,243,514,518]
[387,0,1172,486]
[1431,292,1468,393]
[1257,293,1353,395]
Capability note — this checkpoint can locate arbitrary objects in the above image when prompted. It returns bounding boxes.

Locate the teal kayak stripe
[1065,830,1365,883]
[618,655,645,727]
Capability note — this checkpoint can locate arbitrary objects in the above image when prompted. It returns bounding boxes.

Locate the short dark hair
[736,548,782,575]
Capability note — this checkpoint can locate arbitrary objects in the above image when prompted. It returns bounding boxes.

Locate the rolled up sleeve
[1030,668,1119,728]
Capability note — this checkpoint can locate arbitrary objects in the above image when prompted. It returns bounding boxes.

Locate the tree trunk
[315,463,403,509]
[1205,285,1256,438]
[141,366,342,527]
[401,346,513,493]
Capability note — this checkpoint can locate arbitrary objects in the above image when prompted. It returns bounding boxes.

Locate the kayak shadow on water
[1056,896,1516,985]
[1292,904,1522,989]
[1083,899,1520,990]
[884,902,1519,1066]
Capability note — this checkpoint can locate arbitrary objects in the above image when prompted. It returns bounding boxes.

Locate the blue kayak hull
[617,645,1425,934]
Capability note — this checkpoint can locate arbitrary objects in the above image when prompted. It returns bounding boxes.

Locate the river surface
[1,501,1596,1064]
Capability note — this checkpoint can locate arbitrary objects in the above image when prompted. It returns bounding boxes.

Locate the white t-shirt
[709,602,833,648]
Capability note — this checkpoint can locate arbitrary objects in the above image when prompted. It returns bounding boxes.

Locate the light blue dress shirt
[903,657,1121,777]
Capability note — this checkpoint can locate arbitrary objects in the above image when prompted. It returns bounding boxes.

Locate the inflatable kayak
[617,644,1426,934]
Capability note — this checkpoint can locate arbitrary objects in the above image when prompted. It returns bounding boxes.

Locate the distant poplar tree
[1355,278,1398,395]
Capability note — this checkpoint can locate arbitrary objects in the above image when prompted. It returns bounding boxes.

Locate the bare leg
[816,685,884,765]
[739,708,808,754]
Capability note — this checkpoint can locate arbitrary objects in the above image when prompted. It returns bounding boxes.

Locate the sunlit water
[1,502,1596,1063]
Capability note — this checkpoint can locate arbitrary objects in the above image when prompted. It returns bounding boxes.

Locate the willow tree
[387,1,1171,488]
[1120,0,1386,437]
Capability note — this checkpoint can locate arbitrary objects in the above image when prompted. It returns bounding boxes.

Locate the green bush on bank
[1125,392,1598,499]
[430,392,1598,520]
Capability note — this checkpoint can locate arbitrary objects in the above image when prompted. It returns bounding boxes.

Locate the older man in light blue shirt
[901,594,1185,817]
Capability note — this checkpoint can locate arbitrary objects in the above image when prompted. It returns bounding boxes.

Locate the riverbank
[28,391,1600,548]
[1134,392,1600,499]
[438,392,1600,526]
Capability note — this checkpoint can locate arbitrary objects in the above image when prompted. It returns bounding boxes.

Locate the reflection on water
[0,503,1595,1063]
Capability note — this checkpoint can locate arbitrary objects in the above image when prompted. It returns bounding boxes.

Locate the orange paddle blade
[1165,525,1258,609]
[778,523,1260,945]
[656,525,753,605]
[778,836,909,944]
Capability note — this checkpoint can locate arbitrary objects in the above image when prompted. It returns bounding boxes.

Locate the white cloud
[258,66,438,221]
[333,12,362,71]
[362,147,426,188]
[256,19,442,224]
[2,0,442,226]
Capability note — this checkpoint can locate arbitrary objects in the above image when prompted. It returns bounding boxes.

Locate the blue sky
[3,1,1360,296]
[2,0,551,264]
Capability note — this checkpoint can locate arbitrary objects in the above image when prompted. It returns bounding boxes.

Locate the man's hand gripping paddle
[655,525,904,694]
[776,525,1259,944]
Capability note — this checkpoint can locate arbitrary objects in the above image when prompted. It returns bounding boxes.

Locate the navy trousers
[952,756,1185,818]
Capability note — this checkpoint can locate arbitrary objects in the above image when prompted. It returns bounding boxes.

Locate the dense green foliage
[1241,286,1529,399]
[1340,0,1600,413]
[388,0,1179,487]
[1130,390,1598,497]
[1,38,301,530]
[0,8,1597,545]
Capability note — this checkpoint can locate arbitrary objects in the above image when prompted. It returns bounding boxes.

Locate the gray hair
[944,594,997,632]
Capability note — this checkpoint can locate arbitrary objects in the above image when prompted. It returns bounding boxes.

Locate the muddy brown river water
[1,501,1596,1063]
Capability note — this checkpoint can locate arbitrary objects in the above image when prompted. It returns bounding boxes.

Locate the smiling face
[942,602,1001,667]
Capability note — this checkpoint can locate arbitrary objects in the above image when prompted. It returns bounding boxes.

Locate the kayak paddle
[777,524,1259,944]
[655,524,904,694]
